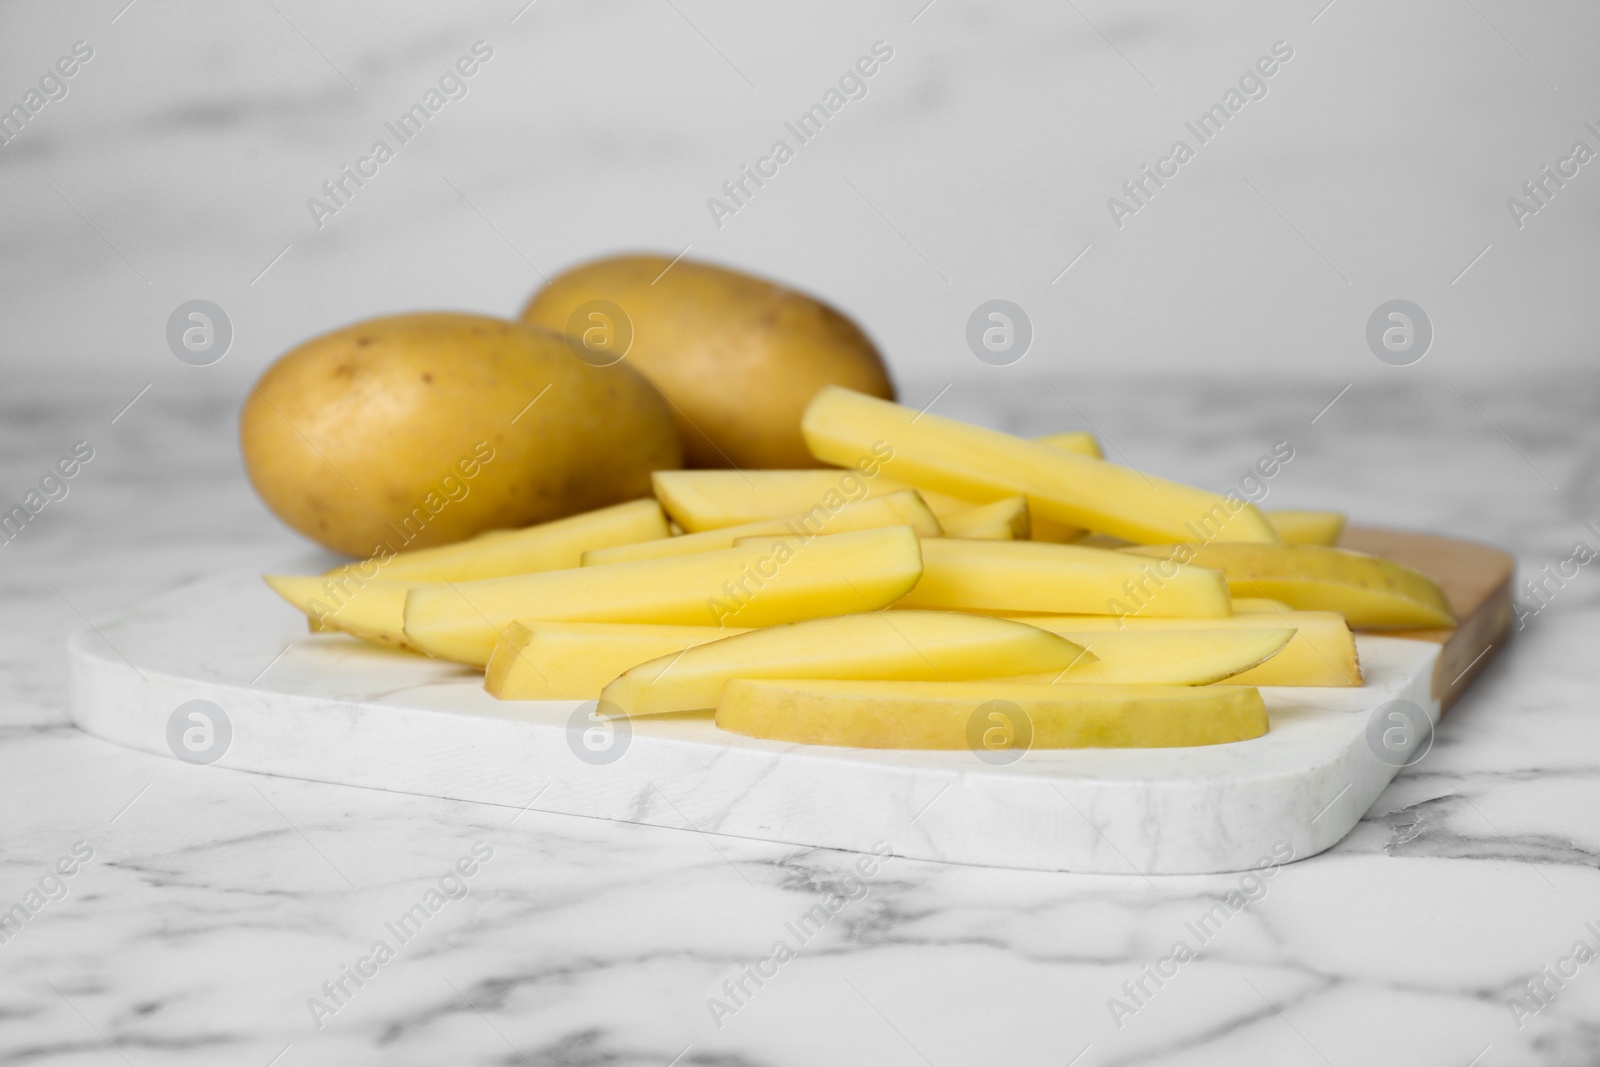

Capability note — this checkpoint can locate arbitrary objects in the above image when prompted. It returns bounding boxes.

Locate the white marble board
[65,562,1454,875]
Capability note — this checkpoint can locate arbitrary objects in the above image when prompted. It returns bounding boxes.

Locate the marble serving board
[65,528,1511,875]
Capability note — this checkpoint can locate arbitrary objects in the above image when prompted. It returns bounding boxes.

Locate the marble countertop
[2,373,1597,1066]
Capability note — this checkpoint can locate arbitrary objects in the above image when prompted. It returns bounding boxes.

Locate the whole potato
[520,254,894,468]
[240,313,682,557]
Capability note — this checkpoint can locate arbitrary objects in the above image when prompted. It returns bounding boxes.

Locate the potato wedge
[716,679,1268,749]
[1266,509,1348,546]
[1074,533,1134,549]
[651,469,975,531]
[1231,597,1295,613]
[403,525,925,667]
[1005,628,1293,685]
[1014,612,1362,686]
[1028,435,1097,541]
[333,499,669,583]
[600,611,1089,716]
[582,490,940,565]
[266,575,417,649]
[1033,431,1103,458]
[897,538,1231,618]
[1028,518,1086,543]
[802,386,1279,545]
[486,621,744,700]
[1121,543,1453,629]
[937,497,1029,540]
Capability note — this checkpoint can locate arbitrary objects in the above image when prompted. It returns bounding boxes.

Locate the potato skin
[240,313,682,557]
[520,254,894,468]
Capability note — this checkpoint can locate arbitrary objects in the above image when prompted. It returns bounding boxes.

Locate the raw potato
[601,611,1090,716]
[651,469,976,531]
[403,525,925,667]
[803,387,1280,545]
[1231,597,1295,613]
[1031,432,1099,541]
[939,497,1029,540]
[1267,509,1348,546]
[486,621,743,700]
[716,679,1269,749]
[581,491,941,565]
[241,313,682,556]
[1034,431,1103,458]
[520,254,894,468]
[1018,612,1362,686]
[1121,543,1454,629]
[1002,628,1294,685]
[334,499,669,583]
[1030,515,1087,544]
[1075,533,1134,549]
[265,576,415,649]
[897,538,1232,618]
[268,500,672,646]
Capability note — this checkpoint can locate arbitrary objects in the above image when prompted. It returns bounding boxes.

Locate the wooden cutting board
[1338,526,1515,710]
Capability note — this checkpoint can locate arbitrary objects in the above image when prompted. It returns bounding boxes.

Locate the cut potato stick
[1232,597,1294,613]
[266,575,417,649]
[582,490,941,565]
[716,679,1268,749]
[1074,533,1133,549]
[284,502,672,644]
[1013,612,1362,686]
[1034,431,1103,458]
[600,611,1090,716]
[802,386,1280,545]
[1121,543,1453,629]
[1031,425,1097,542]
[330,499,669,583]
[486,621,744,700]
[1266,509,1348,546]
[651,469,977,531]
[404,525,925,667]
[1030,515,1088,543]
[896,538,1232,618]
[938,497,1029,540]
[1029,434,1100,541]
[1002,628,1293,685]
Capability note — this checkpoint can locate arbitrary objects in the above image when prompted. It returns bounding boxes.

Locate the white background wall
[1,0,1596,407]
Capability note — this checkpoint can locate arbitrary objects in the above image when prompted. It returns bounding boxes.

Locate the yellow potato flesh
[1030,515,1089,543]
[485,621,744,700]
[938,497,1028,540]
[333,499,669,583]
[802,386,1280,545]
[1014,612,1362,686]
[716,679,1269,749]
[1002,628,1294,685]
[1266,509,1348,546]
[265,575,416,649]
[582,491,941,565]
[1029,433,1099,541]
[898,538,1231,618]
[1121,543,1453,629]
[601,611,1090,716]
[403,525,925,667]
[1231,598,1295,613]
[1033,431,1103,458]
[651,469,976,531]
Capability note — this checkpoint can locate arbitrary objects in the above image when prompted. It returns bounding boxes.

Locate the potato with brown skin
[241,313,682,557]
[520,253,894,468]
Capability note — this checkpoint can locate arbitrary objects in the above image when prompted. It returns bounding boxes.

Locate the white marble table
[2,373,1595,1066]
